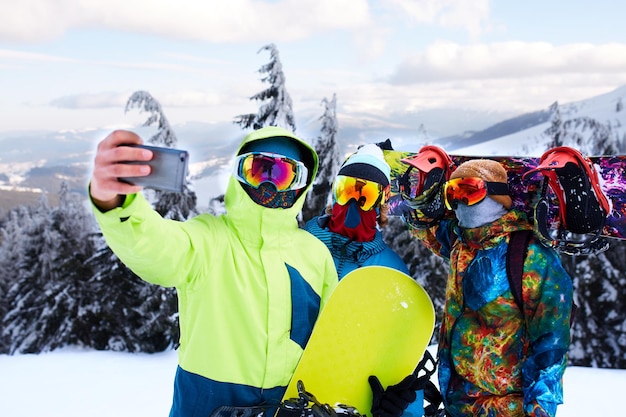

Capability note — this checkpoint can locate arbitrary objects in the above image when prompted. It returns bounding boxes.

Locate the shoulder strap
[506,230,533,316]
[507,230,578,328]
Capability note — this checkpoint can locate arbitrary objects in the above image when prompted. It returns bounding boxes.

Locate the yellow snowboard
[280,266,435,415]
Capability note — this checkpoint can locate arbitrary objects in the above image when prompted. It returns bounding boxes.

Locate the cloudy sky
[1,0,626,135]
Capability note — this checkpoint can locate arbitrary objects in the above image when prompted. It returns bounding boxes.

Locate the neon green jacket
[92,127,338,414]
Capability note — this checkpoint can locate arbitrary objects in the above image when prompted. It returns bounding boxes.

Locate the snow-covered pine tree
[234,43,296,132]
[125,90,199,220]
[81,238,179,352]
[133,273,180,352]
[126,90,176,147]
[547,101,564,148]
[563,249,626,368]
[3,196,56,353]
[301,94,342,223]
[545,113,616,156]
[2,184,96,353]
[0,205,34,353]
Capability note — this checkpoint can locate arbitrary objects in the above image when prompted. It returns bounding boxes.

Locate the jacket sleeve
[91,193,203,288]
[521,242,573,417]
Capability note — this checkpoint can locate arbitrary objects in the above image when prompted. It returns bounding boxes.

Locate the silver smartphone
[119,144,189,193]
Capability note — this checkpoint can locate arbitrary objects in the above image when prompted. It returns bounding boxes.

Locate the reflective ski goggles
[233,152,308,191]
[332,175,388,211]
[443,177,510,210]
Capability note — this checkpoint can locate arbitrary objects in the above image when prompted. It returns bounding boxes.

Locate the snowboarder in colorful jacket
[402,156,573,417]
[305,143,431,417]
[89,126,338,417]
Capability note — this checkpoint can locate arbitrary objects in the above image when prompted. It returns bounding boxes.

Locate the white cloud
[156,91,222,107]
[383,0,491,37]
[0,0,371,43]
[389,41,626,84]
[50,92,129,109]
[49,90,223,110]
[0,47,232,81]
[0,48,75,62]
[299,70,626,121]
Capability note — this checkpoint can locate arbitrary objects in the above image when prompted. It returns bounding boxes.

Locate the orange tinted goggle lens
[443,177,488,210]
[333,175,384,211]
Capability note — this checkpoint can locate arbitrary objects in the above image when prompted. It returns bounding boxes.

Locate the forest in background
[0,44,624,369]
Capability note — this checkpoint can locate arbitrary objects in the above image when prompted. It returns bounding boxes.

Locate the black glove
[369,374,418,417]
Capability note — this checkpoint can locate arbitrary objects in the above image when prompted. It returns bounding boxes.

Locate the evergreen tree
[2,184,96,353]
[417,124,430,148]
[81,238,179,352]
[234,43,296,132]
[302,94,342,223]
[546,101,564,148]
[563,249,626,368]
[125,90,199,221]
[3,196,55,353]
[126,90,177,147]
[133,271,179,352]
[549,116,616,155]
[0,205,34,353]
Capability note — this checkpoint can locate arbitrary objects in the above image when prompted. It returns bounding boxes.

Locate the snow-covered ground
[0,347,623,416]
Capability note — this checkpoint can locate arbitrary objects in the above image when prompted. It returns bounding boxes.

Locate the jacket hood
[225,127,319,236]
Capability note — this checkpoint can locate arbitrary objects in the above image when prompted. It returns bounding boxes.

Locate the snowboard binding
[524,146,611,255]
[398,145,456,229]
[210,380,364,417]
[211,405,272,417]
[279,381,364,417]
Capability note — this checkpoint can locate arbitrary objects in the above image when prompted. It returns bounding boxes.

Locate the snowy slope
[0,347,623,417]
[454,86,626,157]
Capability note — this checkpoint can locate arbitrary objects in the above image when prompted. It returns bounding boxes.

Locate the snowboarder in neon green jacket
[89,126,338,417]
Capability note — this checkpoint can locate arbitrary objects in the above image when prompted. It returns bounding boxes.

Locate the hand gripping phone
[119,144,189,193]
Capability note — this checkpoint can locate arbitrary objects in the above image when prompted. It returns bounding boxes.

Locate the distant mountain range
[452,85,626,157]
[1,85,625,213]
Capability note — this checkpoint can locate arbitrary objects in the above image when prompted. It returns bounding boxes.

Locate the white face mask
[454,197,507,228]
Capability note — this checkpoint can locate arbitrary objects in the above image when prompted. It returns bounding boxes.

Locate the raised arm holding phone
[89,126,339,417]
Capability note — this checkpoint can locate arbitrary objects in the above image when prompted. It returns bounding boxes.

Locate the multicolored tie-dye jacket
[411,209,573,417]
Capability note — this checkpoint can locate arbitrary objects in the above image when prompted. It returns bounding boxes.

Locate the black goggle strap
[485,181,510,196]
[399,166,446,202]
[398,165,417,196]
